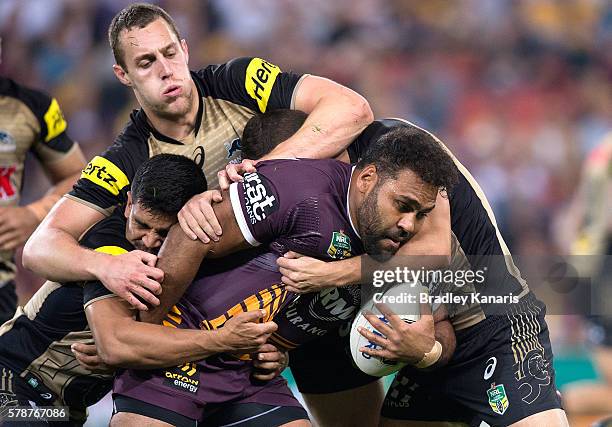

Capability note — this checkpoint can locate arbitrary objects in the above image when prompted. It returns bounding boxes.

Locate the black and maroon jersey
[0,210,130,422]
[67,57,304,215]
[349,118,530,328]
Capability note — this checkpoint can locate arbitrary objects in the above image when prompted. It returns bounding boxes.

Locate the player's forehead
[132,202,174,228]
[382,170,437,207]
[119,17,179,58]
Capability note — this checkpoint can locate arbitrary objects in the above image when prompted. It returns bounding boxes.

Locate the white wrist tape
[415,340,442,369]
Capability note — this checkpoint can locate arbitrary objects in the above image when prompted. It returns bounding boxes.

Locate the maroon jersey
[229,158,363,259]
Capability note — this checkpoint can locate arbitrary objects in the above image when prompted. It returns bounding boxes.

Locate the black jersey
[0,77,76,284]
[0,210,131,420]
[349,119,530,329]
[67,57,303,215]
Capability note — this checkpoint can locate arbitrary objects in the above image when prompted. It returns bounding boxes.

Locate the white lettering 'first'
[244,172,276,221]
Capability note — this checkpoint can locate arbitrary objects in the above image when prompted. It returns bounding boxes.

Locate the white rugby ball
[350,282,425,377]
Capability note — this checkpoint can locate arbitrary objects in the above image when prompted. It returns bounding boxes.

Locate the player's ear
[181,39,189,63]
[124,192,133,219]
[113,64,132,87]
[356,164,378,194]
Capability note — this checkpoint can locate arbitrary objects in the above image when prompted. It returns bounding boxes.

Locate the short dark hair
[108,3,181,69]
[131,154,206,217]
[356,126,459,192]
[242,109,307,160]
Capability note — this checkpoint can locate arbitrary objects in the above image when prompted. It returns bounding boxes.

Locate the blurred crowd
[1,0,611,298]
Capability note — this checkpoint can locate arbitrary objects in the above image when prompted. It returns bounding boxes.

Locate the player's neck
[347,169,362,238]
[144,80,199,141]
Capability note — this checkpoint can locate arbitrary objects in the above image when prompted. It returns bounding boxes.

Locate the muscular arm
[431,306,456,369]
[279,192,451,290]
[23,197,164,309]
[141,191,250,324]
[23,197,107,281]
[85,297,227,368]
[264,75,373,160]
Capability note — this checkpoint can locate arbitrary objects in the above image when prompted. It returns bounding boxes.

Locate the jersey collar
[346,165,361,239]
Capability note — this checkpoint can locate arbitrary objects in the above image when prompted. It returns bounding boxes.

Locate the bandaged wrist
[415,340,442,369]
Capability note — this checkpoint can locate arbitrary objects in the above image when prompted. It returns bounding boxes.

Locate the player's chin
[368,243,399,263]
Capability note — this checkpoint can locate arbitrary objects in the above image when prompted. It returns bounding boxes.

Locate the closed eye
[396,200,413,213]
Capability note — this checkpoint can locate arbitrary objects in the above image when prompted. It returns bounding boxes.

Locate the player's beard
[358,185,412,262]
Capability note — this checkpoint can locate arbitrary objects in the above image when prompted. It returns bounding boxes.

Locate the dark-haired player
[0,155,280,425]
[240,110,568,426]
[23,2,373,312]
[0,38,86,324]
[116,122,458,426]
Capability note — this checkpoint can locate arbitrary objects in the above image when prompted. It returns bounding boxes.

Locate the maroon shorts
[113,359,303,423]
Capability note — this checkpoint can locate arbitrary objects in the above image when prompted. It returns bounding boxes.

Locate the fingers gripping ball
[350,282,425,376]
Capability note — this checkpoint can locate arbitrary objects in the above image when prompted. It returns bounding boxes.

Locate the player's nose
[397,213,416,235]
[142,232,162,249]
[159,57,173,79]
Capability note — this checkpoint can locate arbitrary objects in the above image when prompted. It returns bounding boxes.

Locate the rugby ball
[350,282,425,377]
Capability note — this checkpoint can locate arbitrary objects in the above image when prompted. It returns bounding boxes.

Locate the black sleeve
[196,57,303,113]
[12,83,76,158]
[348,119,412,163]
[80,213,134,306]
[67,119,149,215]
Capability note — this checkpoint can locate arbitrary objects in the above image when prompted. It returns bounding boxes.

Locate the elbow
[22,235,42,273]
[351,92,374,128]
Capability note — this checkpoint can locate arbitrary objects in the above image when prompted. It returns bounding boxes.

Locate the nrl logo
[327,231,352,259]
[487,383,509,415]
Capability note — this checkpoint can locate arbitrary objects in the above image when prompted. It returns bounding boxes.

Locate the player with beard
[0,155,281,425]
[23,2,373,313]
[238,111,568,426]
[105,121,457,426]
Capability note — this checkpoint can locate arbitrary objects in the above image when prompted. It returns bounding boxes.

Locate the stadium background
[1,0,610,425]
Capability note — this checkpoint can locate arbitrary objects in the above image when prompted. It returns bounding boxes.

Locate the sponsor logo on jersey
[245,58,281,113]
[0,131,16,153]
[487,383,509,415]
[0,166,17,201]
[242,172,278,224]
[43,98,67,142]
[307,287,357,322]
[225,138,242,159]
[163,363,199,394]
[327,231,352,259]
[81,156,129,196]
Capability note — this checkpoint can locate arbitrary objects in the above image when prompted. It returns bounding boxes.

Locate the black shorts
[114,395,309,427]
[0,281,17,325]
[0,367,83,427]
[382,294,563,426]
[289,320,379,394]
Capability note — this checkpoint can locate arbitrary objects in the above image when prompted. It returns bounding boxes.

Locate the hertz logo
[245,58,281,113]
[81,156,129,196]
[43,98,67,142]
